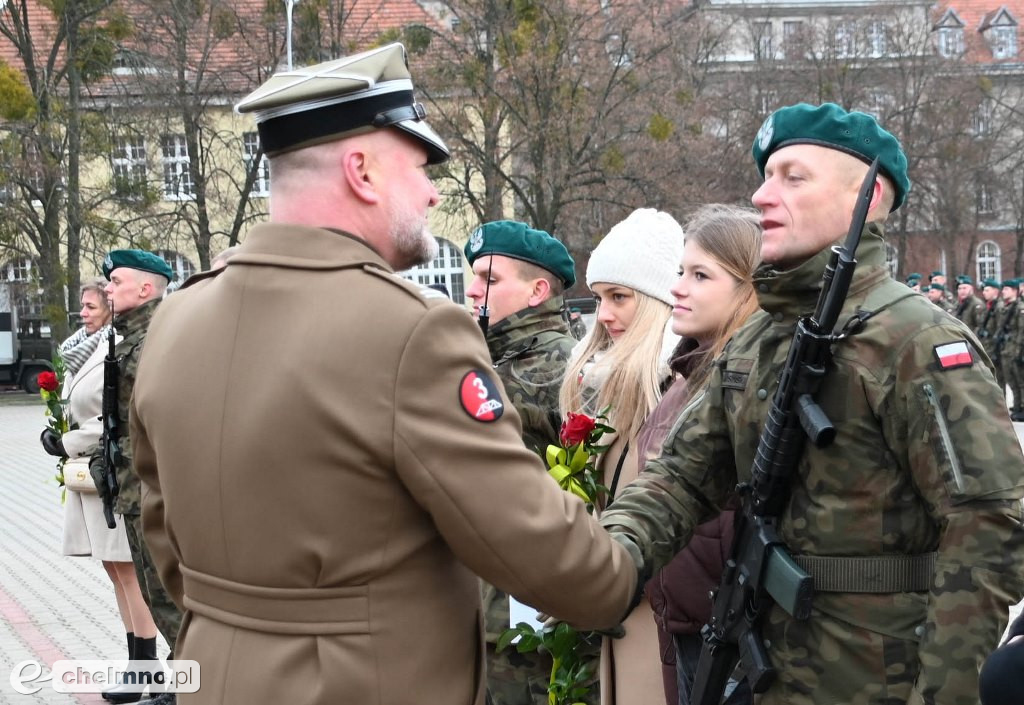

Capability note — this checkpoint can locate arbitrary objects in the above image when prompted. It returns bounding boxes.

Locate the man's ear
[528,277,552,307]
[342,147,379,205]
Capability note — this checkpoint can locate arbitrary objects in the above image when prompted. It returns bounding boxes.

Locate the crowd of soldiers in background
[909,270,1024,421]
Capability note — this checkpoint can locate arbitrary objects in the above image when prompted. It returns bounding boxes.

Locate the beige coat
[597,434,665,705]
[130,224,637,705]
[61,336,131,560]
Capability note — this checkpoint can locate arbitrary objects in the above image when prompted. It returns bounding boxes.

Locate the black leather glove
[39,428,67,458]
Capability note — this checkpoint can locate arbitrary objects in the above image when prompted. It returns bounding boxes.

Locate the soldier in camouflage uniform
[996,279,1023,418]
[977,278,1004,386]
[924,283,953,313]
[463,221,579,705]
[599,103,1024,705]
[91,250,183,695]
[953,275,985,332]
[930,271,957,310]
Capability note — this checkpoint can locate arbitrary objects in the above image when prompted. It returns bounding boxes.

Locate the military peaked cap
[464,220,576,288]
[236,43,449,164]
[752,103,910,212]
[102,250,174,282]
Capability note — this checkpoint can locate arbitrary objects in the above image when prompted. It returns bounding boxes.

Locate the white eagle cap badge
[756,114,774,152]
[468,227,484,253]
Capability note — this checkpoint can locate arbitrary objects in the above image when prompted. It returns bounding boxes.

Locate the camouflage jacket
[954,294,984,332]
[978,300,1003,358]
[996,298,1020,362]
[485,297,575,456]
[482,296,575,643]
[601,225,1024,705]
[94,298,159,516]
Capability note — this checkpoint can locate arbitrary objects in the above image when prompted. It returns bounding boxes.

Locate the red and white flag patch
[459,370,505,422]
[934,341,974,370]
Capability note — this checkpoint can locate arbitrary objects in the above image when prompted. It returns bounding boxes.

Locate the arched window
[399,238,466,303]
[977,240,1001,282]
[155,249,196,288]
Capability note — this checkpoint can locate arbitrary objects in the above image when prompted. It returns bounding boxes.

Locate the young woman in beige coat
[560,208,686,705]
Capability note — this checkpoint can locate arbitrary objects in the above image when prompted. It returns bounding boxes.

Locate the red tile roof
[0,0,448,101]
[933,0,1024,63]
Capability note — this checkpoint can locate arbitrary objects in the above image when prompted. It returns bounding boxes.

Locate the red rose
[560,412,597,447]
[37,371,59,392]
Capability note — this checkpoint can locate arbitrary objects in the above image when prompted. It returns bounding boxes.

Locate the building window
[243,132,270,198]
[976,182,995,214]
[977,241,1001,281]
[4,257,32,283]
[399,238,466,303]
[3,257,43,317]
[974,100,993,135]
[155,249,195,284]
[866,20,887,57]
[938,27,964,57]
[111,135,147,196]
[834,21,856,58]
[754,21,773,60]
[783,21,805,59]
[991,26,1017,59]
[161,134,194,200]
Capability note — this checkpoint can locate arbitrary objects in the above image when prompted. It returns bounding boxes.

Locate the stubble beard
[389,200,438,271]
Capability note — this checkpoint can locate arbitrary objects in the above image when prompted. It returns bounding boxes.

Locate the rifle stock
[691,158,880,704]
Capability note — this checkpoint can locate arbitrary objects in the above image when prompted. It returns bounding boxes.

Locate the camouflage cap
[464,220,576,288]
[102,249,174,282]
[752,102,910,211]
[235,43,449,164]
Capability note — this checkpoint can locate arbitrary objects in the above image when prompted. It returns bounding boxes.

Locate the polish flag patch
[934,341,974,370]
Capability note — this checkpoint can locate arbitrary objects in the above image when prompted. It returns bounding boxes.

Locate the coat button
[757,389,768,400]
[914,625,925,637]
[758,283,769,293]
[773,312,784,322]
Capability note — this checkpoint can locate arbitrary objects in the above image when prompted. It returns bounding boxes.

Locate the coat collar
[753,223,890,321]
[230,224,391,273]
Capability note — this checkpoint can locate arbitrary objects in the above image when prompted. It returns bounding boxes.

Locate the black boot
[104,635,158,704]
[143,693,176,704]
[101,633,134,701]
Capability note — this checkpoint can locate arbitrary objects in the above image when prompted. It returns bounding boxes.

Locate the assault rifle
[690,158,880,705]
[99,316,122,529]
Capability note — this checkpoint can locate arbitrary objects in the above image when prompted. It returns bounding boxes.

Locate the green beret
[464,220,576,288]
[752,102,910,211]
[956,275,973,285]
[102,249,174,282]
[929,283,945,293]
[930,270,944,278]
[982,278,1001,289]
[1004,279,1020,289]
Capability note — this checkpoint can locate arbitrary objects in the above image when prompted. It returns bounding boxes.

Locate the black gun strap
[793,552,936,593]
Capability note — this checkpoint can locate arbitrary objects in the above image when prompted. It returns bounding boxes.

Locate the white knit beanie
[586,208,685,306]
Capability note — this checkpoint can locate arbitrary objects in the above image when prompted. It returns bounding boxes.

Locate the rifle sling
[792,552,936,593]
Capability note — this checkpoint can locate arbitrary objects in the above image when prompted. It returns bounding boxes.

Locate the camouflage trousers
[1002,356,1024,411]
[124,514,182,653]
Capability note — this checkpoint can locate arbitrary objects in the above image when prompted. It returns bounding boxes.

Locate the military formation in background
[912,270,1024,421]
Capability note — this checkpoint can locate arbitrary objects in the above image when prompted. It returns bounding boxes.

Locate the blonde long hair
[682,204,762,391]
[559,291,673,441]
